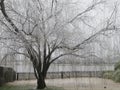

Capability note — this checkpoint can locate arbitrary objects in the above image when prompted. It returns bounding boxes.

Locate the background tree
[0,0,119,89]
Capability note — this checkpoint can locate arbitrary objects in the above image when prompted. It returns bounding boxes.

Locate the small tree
[0,0,118,89]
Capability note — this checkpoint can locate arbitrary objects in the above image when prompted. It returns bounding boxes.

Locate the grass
[0,85,64,90]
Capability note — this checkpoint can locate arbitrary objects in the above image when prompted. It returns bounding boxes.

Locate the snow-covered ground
[7,78,120,90]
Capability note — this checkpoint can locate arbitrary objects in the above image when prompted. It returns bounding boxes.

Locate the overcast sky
[1,0,120,61]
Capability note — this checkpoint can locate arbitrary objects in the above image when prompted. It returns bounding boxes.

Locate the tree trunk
[37,77,46,89]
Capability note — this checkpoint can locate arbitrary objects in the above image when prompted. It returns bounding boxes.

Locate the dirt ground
[7,77,120,90]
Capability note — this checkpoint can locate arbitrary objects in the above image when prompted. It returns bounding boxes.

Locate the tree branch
[0,0,19,33]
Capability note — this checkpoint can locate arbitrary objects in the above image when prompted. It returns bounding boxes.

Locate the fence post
[16,73,19,80]
[69,72,70,78]
[28,72,30,80]
[75,72,77,78]
[61,72,63,79]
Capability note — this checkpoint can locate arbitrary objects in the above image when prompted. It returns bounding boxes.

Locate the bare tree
[0,0,118,89]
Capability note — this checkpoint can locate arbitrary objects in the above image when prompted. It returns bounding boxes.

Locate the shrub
[112,69,120,82]
[114,61,120,70]
[0,78,5,86]
[103,71,113,79]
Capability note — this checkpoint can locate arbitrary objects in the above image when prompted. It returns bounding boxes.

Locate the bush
[0,78,5,86]
[112,69,120,82]
[114,61,120,70]
[103,71,113,79]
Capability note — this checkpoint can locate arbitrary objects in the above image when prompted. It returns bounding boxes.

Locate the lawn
[1,78,120,90]
[0,85,64,90]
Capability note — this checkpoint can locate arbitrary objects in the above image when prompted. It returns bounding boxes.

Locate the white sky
[1,0,120,61]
